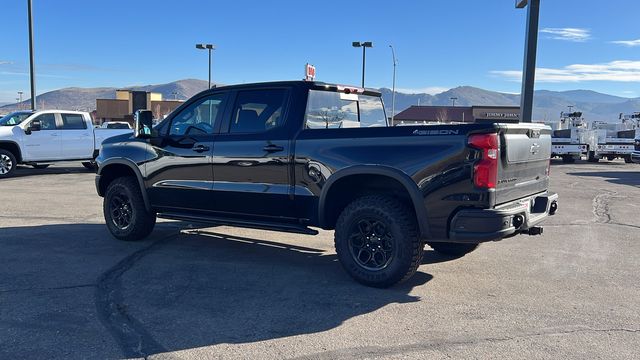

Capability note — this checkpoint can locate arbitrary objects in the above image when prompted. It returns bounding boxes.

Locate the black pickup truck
[95,81,558,287]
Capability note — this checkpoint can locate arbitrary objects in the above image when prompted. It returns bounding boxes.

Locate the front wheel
[427,242,479,256]
[334,195,423,288]
[0,149,17,178]
[104,176,156,241]
[624,155,633,164]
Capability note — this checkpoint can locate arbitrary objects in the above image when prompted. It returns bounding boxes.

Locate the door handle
[192,144,210,153]
[263,144,284,152]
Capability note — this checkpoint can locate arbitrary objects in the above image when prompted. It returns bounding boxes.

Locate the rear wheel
[624,155,633,164]
[427,242,479,256]
[587,151,599,163]
[334,195,423,288]
[561,155,575,164]
[104,176,156,241]
[31,164,50,169]
[0,149,17,178]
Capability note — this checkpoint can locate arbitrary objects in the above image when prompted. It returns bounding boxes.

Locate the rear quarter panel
[294,124,497,239]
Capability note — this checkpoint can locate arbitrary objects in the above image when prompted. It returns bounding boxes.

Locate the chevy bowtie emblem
[530,143,540,154]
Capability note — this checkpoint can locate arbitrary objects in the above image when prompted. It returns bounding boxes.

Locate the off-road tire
[0,149,17,178]
[427,242,479,256]
[32,164,50,169]
[104,176,156,241]
[334,195,423,288]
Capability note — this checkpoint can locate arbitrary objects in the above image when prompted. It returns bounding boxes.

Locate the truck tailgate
[495,124,551,205]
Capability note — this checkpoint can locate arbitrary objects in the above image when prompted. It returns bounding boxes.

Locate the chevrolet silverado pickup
[0,110,132,177]
[95,81,558,287]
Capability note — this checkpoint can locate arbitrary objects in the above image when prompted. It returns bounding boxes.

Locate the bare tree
[316,109,346,129]
[435,107,449,123]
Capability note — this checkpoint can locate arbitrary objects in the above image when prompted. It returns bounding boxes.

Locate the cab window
[60,114,87,130]
[169,93,226,136]
[32,113,57,130]
[229,89,287,134]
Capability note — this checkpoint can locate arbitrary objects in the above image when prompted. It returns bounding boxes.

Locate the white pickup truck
[0,110,132,177]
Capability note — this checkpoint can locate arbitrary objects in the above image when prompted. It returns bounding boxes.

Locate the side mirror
[134,110,153,139]
[27,119,41,134]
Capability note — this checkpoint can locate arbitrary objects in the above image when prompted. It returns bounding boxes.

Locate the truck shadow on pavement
[568,170,640,188]
[1,223,447,358]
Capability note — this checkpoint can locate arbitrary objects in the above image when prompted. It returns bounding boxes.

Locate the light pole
[172,91,178,100]
[352,41,373,88]
[195,43,215,89]
[17,91,23,110]
[567,105,574,113]
[389,45,397,125]
[27,0,36,110]
[450,97,458,107]
[516,0,540,123]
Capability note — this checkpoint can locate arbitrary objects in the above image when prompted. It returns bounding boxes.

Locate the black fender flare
[318,165,431,239]
[0,140,23,162]
[97,158,152,212]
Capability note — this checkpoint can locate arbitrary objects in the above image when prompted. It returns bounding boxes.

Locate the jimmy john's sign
[473,106,520,122]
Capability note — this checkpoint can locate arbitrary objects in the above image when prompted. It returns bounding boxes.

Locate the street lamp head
[516,0,528,8]
[196,43,215,50]
[352,41,362,47]
[362,41,373,48]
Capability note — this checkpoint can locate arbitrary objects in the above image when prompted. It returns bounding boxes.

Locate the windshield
[0,112,33,126]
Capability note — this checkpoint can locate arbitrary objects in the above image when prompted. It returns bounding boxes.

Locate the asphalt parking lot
[1,161,639,359]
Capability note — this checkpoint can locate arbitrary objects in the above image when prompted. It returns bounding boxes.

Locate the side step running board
[157,212,319,235]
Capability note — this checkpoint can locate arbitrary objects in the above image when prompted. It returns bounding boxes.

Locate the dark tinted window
[33,113,57,130]
[170,93,225,136]
[230,89,287,133]
[61,114,87,130]
[106,123,130,129]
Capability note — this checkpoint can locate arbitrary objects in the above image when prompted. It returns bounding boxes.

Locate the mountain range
[2,79,638,122]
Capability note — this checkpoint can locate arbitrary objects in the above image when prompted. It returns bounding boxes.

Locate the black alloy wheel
[348,218,395,271]
[109,192,134,230]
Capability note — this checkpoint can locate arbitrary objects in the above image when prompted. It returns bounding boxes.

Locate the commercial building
[392,105,520,126]
[96,90,183,125]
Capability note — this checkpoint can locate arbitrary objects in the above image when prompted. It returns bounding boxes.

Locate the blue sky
[1,0,639,103]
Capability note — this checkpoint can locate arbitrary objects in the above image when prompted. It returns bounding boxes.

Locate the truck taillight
[469,133,498,189]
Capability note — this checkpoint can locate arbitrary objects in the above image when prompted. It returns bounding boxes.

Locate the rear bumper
[448,191,558,243]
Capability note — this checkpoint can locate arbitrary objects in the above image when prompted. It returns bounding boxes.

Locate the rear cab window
[228,89,288,134]
[304,90,387,129]
[60,113,87,130]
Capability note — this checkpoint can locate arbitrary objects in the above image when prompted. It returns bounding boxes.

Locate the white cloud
[492,60,640,83]
[611,39,640,47]
[0,61,13,65]
[395,87,449,95]
[541,28,591,42]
